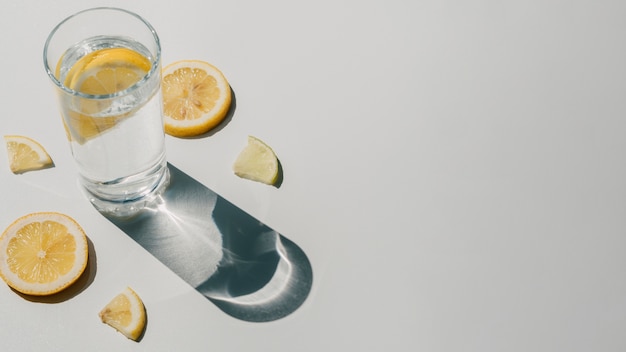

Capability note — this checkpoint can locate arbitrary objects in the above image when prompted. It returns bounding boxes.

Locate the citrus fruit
[161,60,232,137]
[99,286,147,341]
[4,135,54,174]
[57,47,153,143]
[0,212,89,296]
[233,136,280,185]
[62,47,152,95]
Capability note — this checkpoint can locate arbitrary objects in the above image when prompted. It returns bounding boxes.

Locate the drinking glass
[43,7,169,216]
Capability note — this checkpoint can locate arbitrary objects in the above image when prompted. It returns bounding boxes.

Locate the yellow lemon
[162,60,232,137]
[0,212,89,296]
[99,286,147,341]
[4,135,54,174]
[233,136,280,185]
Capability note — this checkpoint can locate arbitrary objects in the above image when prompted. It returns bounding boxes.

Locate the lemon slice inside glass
[4,135,54,174]
[58,47,152,144]
[99,286,147,341]
[233,136,280,185]
[162,60,232,137]
[0,212,89,296]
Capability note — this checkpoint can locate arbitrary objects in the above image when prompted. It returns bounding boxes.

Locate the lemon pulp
[8,220,77,283]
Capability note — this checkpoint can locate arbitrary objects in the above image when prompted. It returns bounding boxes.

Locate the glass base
[83,162,170,217]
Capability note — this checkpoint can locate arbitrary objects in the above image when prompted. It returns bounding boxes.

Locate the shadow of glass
[105,163,313,322]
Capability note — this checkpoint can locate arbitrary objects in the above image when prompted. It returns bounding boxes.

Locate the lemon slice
[0,212,89,296]
[62,47,152,94]
[99,286,147,341]
[58,47,152,143]
[4,135,54,174]
[233,136,280,185]
[162,60,232,137]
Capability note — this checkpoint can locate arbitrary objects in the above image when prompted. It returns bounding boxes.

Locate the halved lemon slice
[162,60,232,137]
[99,286,147,341]
[0,212,89,296]
[233,136,280,185]
[4,135,54,174]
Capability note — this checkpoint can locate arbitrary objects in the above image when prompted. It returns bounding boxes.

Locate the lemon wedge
[99,286,147,341]
[162,60,232,137]
[4,135,54,174]
[233,136,280,185]
[0,212,89,296]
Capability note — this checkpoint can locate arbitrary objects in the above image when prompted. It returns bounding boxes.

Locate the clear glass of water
[43,7,169,216]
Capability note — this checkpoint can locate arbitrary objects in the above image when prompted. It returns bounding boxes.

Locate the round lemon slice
[99,286,147,341]
[0,212,89,296]
[4,135,54,174]
[63,47,152,95]
[233,136,280,185]
[58,47,153,144]
[161,60,232,137]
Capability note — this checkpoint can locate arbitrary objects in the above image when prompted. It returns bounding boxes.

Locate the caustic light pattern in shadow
[106,164,313,322]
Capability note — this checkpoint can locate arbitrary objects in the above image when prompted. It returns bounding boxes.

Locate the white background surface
[1,0,625,351]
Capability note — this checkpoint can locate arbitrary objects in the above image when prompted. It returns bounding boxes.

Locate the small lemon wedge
[4,135,54,174]
[233,136,280,185]
[99,287,147,341]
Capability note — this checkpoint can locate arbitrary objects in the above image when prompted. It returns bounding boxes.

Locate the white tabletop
[1,0,626,351]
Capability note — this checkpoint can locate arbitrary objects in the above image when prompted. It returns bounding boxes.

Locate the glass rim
[43,7,161,100]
